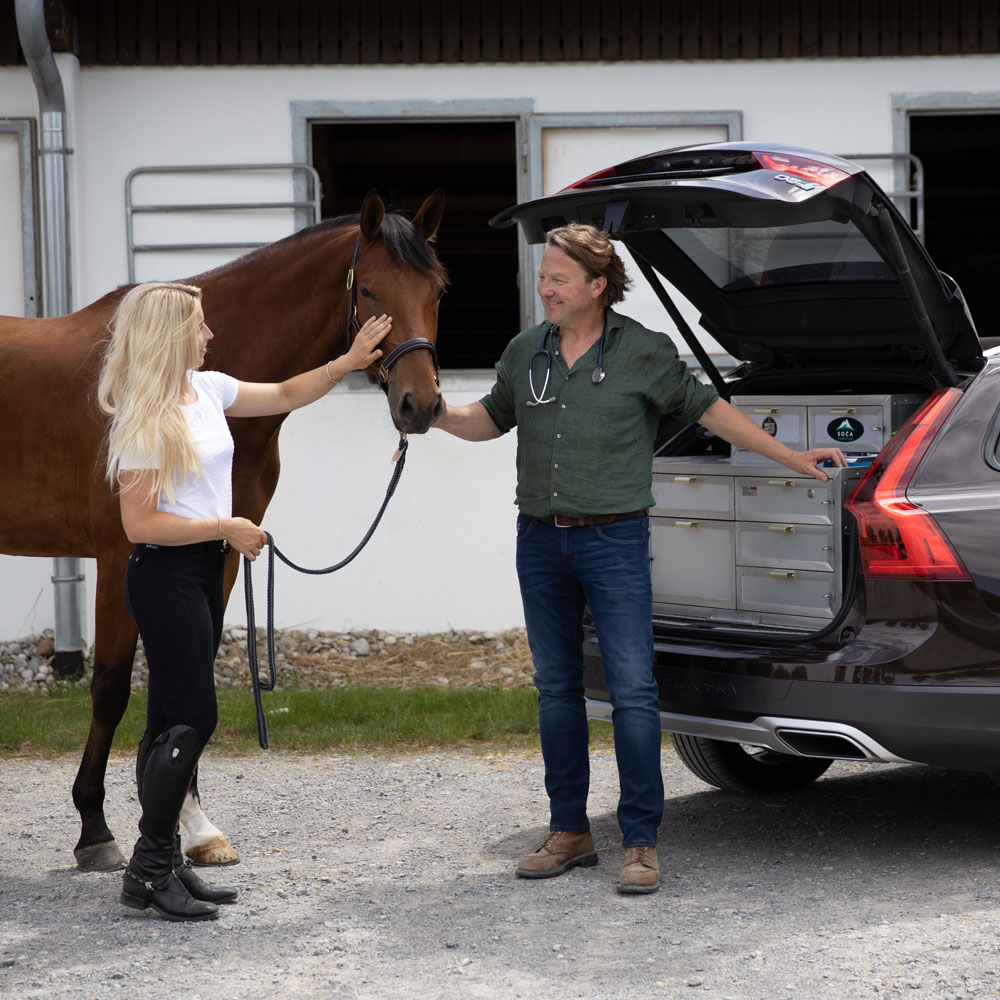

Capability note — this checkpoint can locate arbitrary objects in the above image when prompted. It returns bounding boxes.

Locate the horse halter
[346,235,440,387]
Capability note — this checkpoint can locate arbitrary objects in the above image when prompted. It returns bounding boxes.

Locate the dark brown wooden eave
[3,1,999,68]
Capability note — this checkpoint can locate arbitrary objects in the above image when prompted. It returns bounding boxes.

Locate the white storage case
[650,457,865,628]
[730,393,923,459]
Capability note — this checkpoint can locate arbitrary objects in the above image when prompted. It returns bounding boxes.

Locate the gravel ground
[3,750,1000,1000]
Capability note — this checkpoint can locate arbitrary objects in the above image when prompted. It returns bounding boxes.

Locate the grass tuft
[0,685,617,756]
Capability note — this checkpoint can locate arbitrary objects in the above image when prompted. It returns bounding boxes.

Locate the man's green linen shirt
[480,309,719,517]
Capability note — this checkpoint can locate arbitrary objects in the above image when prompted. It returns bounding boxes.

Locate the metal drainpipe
[15,0,85,677]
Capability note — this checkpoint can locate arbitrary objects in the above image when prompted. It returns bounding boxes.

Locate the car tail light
[753,151,851,189]
[845,387,970,581]
[560,166,617,191]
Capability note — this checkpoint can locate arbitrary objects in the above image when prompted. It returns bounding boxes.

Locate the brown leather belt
[528,509,647,528]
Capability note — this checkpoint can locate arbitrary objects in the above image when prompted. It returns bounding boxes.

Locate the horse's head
[351,190,448,435]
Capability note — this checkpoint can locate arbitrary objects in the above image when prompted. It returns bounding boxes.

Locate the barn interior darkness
[310,121,520,369]
[910,113,1000,342]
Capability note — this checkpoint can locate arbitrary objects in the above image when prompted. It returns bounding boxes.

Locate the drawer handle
[767,480,796,487]
[823,594,834,599]
[828,407,857,415]
[768,525,796,533]
[673,476,699,484]
[753,407,780,414]
[674,520,700,528]
[822,546,833,551]
[769,570,796,579]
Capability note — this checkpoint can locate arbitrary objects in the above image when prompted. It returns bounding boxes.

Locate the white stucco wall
[2,54,998,639]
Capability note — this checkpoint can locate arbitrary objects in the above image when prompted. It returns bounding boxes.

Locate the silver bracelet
[325,361,340,384]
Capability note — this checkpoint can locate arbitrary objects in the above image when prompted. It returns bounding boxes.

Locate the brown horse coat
[0,190,446,869]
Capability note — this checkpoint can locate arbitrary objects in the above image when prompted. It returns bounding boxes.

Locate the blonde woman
[98,281,390,921]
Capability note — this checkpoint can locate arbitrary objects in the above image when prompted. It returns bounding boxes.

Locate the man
[434,223,846,894]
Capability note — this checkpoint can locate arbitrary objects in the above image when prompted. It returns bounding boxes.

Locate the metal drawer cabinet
[807,395,922,453]
[808,403,890,453]
[729,393,923,457]
[650,516,736,609]
[737,565,840,619]
[730,398,807,452]
[736,521,836,573]
[651,472,734,519]
[736,476,838,525]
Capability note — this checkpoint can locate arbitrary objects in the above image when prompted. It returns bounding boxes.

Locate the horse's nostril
[398,392,416,419]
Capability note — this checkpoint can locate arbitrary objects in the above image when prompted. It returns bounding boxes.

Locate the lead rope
[243,436,409,749]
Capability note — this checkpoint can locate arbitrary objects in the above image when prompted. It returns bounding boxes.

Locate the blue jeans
[515,513,663,847]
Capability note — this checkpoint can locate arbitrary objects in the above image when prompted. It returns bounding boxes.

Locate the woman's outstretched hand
[343,314,392,372]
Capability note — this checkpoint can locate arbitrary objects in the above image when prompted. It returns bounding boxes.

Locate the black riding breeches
[124,540,229,749]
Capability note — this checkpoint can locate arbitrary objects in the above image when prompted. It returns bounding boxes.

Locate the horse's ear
[359,189,385,239]
[412,189,446,242]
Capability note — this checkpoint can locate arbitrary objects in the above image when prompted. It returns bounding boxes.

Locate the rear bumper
[583,652,1000,771]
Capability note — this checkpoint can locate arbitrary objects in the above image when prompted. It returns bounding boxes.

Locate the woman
[98,281,390,922]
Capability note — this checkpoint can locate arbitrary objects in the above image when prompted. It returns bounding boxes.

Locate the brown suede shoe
[617,845,660,894]
[515,830,598,879]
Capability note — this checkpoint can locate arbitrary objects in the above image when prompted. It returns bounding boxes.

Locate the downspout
[15,0,85,677]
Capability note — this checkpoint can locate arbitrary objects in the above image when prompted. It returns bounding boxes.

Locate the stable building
[1,0,998,641]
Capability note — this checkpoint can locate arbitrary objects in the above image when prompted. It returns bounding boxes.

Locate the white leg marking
[179,790,224,849]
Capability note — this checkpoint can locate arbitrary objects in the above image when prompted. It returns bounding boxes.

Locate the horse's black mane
[311,211,448,283]
[188,206,447,287]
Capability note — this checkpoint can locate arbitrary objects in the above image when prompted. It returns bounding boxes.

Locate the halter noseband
[347,235,440,387]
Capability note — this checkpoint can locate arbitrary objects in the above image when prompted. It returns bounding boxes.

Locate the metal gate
[125,162,321,282]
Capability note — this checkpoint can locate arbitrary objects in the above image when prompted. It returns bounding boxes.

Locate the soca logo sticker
[828,417,864,443]
[774,172,816,191]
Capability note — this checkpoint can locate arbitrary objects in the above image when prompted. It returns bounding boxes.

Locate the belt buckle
[553,514,575,528]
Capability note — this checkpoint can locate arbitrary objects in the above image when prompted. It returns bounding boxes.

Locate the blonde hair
[97,282,204,503]
[545,223,632,307]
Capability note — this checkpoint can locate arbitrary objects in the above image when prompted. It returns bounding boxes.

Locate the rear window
[665,219,895,291]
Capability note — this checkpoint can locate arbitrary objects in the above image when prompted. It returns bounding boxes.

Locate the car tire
[669,733,833,794]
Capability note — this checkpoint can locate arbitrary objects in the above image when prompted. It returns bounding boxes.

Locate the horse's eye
[436,288,445,302]
[360,288,374,300]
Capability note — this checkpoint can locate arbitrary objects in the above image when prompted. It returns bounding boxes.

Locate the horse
[0,189,447,871]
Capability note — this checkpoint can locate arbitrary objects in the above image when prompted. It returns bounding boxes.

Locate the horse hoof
[185,836,239,867]
[75,840,126,872]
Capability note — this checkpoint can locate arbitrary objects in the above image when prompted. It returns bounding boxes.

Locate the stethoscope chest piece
[527,322,608,405]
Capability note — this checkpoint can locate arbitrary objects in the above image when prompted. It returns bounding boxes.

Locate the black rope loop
[243,436,408,748]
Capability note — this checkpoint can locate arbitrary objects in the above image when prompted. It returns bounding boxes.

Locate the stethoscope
[527,321,607,406]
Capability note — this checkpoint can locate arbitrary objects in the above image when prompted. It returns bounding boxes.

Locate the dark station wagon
[493,142,1000,794]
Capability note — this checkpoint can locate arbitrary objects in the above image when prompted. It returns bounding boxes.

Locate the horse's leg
[72,552,137,871]
[180,771,239,866]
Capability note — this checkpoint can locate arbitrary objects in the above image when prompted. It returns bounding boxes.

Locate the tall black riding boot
[136,730,237,905]
[120,725,219,922]
[135,729,155,794]
[173,835,238,904]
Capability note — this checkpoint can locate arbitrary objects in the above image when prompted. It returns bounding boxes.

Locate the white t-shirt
[121,370,240,520]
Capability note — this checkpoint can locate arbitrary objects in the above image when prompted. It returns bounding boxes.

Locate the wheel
[669,733,833,794]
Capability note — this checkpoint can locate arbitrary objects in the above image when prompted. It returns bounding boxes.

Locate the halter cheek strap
[346,234,363,336]
[346,234,440,387]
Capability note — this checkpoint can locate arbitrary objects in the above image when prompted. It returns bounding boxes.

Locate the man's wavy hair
[544,223,632,307]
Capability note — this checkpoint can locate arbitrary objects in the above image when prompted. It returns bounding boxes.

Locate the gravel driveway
[2,749,1000,999]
